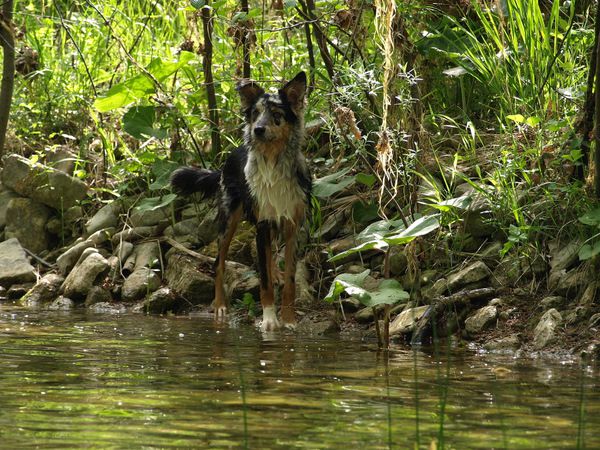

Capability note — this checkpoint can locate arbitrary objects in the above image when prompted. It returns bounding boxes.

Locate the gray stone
[463,211,497,238]
[483,335,520,352]
[144,287,180,314]
[549,240,582,272]
[4,198,51,253]
[114,241,135,264]
[7,283,34,300]
[130,203,171,227]
[355,306,374,322]
[465,305,498,335]
[48,296,75,310]
[296,317,339,335]
[0,190,18,229]
[0,238,36,286]
[533,308,562,349]
[226,266,260,304]
[89,302,126,314]
[553,269,589,298]
[121,267,161,301]
[447,261,491,292]
[389,306,429,335]
[45,146,78,174]
[132,241,161,271]
[20,273,65,307]
[422,278,448,300]
[578,282,598,306]
[85,203,121,235]
[85,286,113,306]
[61,251,109,300]
[1,154,88,210]
[111,226,160,245]
[539,296,565,310]
[389,247,408,276]
[165,252,215,305]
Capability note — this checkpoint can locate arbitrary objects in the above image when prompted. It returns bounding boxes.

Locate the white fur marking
[260,306,280,331]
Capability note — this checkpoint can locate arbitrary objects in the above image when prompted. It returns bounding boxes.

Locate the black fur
[170,167,221,197]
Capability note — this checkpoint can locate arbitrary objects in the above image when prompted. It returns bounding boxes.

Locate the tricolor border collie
[170,71,311,331]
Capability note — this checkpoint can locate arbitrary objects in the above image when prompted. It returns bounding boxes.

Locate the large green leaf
[384,215,441,245]
[359,279,409,307]
[579,207,600,227]
[579,241,600,261]
[123,106,168,140]
[134,194,177,212]
[312,168,355,198]
[324,270,370,303]
[94,52,195,112]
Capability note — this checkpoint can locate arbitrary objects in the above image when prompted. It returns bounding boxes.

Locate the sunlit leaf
[123,106,168,140]
[324,270,370,303]
[579,242,600,261]
[358,279,409,307]
[312,168,355,198]
[578,207,600,227]
[134,194,177,212]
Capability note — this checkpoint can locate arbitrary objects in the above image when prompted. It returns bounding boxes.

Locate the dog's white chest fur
[245,152,305,223]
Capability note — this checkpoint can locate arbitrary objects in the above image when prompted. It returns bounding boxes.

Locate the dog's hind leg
[256,220,280,331]
[281,219,299,329]
[214,205,242,319]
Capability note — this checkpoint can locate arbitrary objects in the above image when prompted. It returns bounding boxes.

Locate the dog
[170,71,311,331]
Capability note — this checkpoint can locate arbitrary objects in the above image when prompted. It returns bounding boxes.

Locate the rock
[533,308,562,349]
[164,252,215,305]
[389,305,429,335]
[85,203,121,235]
[0,286,6,301]
[45,145,78,174]
[48,296,75,310]
[1,154,88,210]
[483,335,520,352]
[121,267,161,301]
[295,259,316,307]
[549,240,581,273]
[355,306,374,322]
[0,189,18,229]
[56,229,113,275]
[538,296,565,310]
[226,267,260,303]
[132,241,161,271]
[85,286,112,306]
[130,203,171,227]
[463,211,497,238]
[447,261,491,292]
[389,247,408,276]
[4,197,51,253]
[20,273,65,307]
[61,251,110,300]
[491,255,520,287]
[422,278,448,300]
[578,282,598,306]
[589,313,600,328]
[465,305,498,336]
[553,268,589,298]
[144,287,181,314]
[114,241,135,265]
[296,316,339,335]
[564,306,590,326]
[0,238,37,287]
[480,242,504,267]
[111,226,160,245]
[7,283,34,300]
[89,302,126,314]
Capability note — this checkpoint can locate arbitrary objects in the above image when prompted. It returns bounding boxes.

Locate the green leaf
[134,194,177,212]
[312,168,355,198]
[355,172,376,188]
[328,239,388,263]
[123,106,168,140]
[579,207,600,227]
[506,114,525,124]
[324,270,370,303]
[352,201,379,224]
[579,242,600,261]
[190,0,205,8]
[359,279,409,307]
[385,214,440,245]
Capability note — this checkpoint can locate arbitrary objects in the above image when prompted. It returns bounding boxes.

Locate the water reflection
[0,305,598,449]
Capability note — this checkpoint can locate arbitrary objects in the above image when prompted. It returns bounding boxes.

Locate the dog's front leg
[256,220,279,331]
[281,219,298,329]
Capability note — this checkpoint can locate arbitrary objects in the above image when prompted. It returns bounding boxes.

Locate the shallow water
[0,305,598,449]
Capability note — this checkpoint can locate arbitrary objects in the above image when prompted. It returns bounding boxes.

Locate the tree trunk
[200,4,221,156]
[0,0,15,162]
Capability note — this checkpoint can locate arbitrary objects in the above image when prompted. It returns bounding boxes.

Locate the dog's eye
[272,112,283,124]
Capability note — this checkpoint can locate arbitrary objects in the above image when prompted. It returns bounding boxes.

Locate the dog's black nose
[254,126,266,137]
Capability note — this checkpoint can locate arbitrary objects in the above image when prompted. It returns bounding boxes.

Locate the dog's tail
[170,167,221,198]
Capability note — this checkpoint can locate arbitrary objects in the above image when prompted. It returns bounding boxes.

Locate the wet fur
[170,72,311,331]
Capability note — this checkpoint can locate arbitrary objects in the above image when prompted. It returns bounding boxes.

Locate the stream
[0,305,598,449]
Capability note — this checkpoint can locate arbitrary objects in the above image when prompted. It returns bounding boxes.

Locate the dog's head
[236,72,307,149]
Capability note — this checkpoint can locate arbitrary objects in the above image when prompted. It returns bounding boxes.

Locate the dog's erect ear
[280,71,307,114]
[236,80,265,110]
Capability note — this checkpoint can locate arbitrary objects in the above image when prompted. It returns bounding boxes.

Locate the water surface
[0,305,598,449]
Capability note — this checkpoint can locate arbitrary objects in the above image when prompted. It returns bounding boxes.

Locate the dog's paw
[260,306,280,332]
[214,306,228,320]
